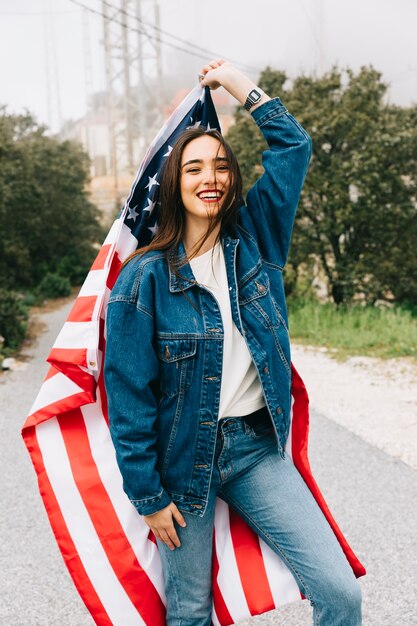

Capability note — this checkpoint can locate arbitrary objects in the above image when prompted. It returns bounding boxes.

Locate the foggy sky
[1,0,416,132]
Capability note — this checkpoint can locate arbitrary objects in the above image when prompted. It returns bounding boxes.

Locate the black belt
[241,405,270,428]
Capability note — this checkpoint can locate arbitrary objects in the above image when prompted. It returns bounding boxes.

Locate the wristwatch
[244,87,264,111]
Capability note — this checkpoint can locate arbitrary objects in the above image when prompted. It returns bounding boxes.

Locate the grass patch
[287,298,417,360]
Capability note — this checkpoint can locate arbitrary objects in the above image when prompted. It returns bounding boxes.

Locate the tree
[0,109,103,291]
[226,67,417,305]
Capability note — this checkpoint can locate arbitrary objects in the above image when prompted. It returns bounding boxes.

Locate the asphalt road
[1,302,416,625]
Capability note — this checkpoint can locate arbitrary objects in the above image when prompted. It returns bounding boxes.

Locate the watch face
[249,89,262,103]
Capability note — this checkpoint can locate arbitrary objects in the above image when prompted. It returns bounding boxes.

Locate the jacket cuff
[251,97,287,127]
[129,489,172,516]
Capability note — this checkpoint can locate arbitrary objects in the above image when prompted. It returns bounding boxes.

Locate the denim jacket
[104,97,312,517]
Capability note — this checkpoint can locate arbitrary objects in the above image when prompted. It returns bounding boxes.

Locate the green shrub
[0,289,28,351]
[36,273,71,299]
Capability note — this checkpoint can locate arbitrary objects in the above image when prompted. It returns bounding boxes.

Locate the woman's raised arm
[200,59,312,269]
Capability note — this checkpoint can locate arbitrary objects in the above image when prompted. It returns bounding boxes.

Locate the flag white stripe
[81,401,166,602]
[36,418,146,626]
[53,321,98,350]
[28,372,84,416]
[286,397,295,460]
[78,269,107,297]
[259,538,301,607]
[103,218,123,246]
[213,500,249,622]
[211,606,220,626]
[115,223,145,261]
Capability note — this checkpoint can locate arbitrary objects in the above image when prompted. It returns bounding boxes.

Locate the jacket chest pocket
[238,268,280,329]
[155,337,197,398]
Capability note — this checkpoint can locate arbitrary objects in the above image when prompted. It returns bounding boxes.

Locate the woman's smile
[196,189,225,203]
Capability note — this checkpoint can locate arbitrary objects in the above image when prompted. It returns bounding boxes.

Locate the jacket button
[255,281,266,293]
[263,366,269,374]
[276,406,283,415]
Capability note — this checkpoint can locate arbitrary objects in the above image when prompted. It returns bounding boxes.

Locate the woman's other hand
[143,502,187,550]
[199,58,230,90]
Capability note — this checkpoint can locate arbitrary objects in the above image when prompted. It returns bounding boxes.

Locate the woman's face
[179,135,231,222]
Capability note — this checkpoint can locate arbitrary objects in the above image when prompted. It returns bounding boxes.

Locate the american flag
[22,85,365,626]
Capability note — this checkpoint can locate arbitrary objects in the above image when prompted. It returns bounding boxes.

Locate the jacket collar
[168,227,238,293]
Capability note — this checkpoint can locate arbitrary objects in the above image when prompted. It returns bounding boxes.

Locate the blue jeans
[156,413,362,625]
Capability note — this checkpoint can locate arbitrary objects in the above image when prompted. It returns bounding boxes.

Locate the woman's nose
[201,167,216,183]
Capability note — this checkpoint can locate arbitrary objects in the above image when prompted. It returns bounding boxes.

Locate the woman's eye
[187,168,200,173]
[217,165,229,171]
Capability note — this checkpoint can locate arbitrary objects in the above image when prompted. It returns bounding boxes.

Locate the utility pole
[135,0,164,142]
[43,10,53,131]
[44,0,63,133]
[102,0,119,202]
[318,0,325,75]
[82,8,95,159]
[101,0,163,193]
[121,0,135,172]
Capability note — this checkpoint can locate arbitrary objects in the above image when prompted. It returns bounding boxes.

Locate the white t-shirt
[189,241,266,419]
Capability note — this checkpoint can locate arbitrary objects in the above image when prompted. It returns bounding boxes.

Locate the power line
[67,0,261,76]
[101,0,261,75]
[390,67,417,84]
[296,0,323,69]
[0,9,79,16]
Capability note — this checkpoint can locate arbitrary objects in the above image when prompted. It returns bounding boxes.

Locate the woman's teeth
[198,192,222,201]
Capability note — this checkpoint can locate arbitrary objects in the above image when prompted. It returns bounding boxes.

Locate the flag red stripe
[59,409,167,625]
[48,346,88,369]
[91,244,112,271]
[228,509,275,615]
[212,528,234,626]
[290,365,366,578]
[23,426,113,626]
[23,390,93,429]
[98,317,106,352]
[67,296,98,323]
[107,252,123,290]
[97,366,109,427]
[48,348,96,395]
[97,333,109,425]
[45,364,59,381]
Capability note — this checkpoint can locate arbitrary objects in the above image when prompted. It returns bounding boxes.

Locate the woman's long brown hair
[124,127,243,288]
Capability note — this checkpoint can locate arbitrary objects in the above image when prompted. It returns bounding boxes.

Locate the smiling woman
[104,59,364,626]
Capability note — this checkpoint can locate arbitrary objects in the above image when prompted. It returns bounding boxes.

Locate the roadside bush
[0,109,104,291]
[36,273,71,299]
[228,66,417,306]
[0,289,28,351]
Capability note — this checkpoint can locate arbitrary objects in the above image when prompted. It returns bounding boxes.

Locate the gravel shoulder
[291,343,417,471]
